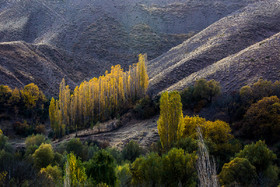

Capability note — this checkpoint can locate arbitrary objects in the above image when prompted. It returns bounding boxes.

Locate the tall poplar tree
[168,91,183,144]
[157,92,169,150]
[138,54,149,97]
[49,98,56,131]
[157,91,184,150]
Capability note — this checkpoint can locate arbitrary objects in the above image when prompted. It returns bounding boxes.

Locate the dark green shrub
[122,141,144,162]
[133,96,159,119]
[85,150,116,186]
[219,158,257,186]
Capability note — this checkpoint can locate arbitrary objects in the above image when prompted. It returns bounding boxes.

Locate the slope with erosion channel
[148,0,280,95]
[166,31,280,93]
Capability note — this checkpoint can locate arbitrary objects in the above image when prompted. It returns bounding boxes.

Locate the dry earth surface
[52,114,159,149]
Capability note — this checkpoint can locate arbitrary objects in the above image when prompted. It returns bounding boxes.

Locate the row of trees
[0,129,148,186]
[49,54,149,137]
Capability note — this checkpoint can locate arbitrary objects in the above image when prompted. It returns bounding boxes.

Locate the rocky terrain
[0,0,259,94]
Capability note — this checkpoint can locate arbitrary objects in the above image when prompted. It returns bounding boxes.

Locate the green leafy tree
[157,92,169,150]
[242,96,280,143]
[193,79,221,103]
[25,134,46,148]
[162,148,197,187]
[85,150,116,186]
[116,163,132,187]
[235,140,279,186]
[122,140,143,162]
[219,157,257,186]
[131,153,162,186]
[66,138,86,160]
[251,79,274,100]
[40,165,63,186]
[52,152,64,168]
[0,131,12,152]
[131,149,197,186]
[180,86,195,109]
[64,153,87,186]
[173,137,198,154]
[25,134,46,157]
[168,91,184,144]
[32,143,54,169]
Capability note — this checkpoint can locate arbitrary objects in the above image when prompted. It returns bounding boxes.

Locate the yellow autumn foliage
[50,54,149,137]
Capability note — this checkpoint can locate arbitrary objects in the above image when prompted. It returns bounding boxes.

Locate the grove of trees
[49,54,149,137]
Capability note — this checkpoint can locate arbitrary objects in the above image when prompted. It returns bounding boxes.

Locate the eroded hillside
[0,41,78,95]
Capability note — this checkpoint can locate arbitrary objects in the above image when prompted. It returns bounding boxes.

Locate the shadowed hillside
[0,41,78,95]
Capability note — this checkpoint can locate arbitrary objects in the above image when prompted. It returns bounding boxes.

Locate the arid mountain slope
[0,41,78,95]
[148,0,280,94]
[166,32,280,93]
[0,0,62,43]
